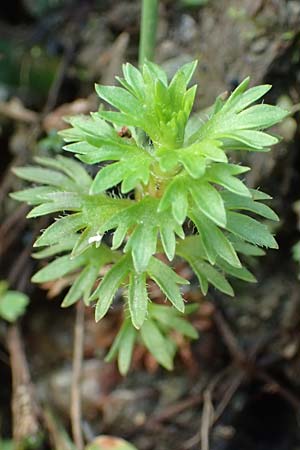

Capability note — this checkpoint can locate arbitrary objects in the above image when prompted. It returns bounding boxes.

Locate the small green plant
[0,281,29,322]
[11,60,287,373]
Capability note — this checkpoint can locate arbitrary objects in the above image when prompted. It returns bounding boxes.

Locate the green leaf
[226,212,278,248]
[102,197,168,273]
[105,319,137,376]
[221,130,278,149]
[93,256,131,321]
[128,273,148,329]
[125,224,158,273]
[188,78,286,152]
[143,61,168,86]
[122,62,145,99]
[234,105,288,130]
[33,236,77,259]
[159,218,177,261]
[205,163,251,197]
[117,323,137,375]
[250,188,272,200]
[189,181,227,227]
[229,236,265,256]
[10,186,58,205]
[105,320,129,362]
[217,258,256,283]
[12,166,76,190]
[34,155,92,190]
[150,305,198,339]
[98,110,143,129]
[176,236,234,295]
[91,163,128,193]
[225,83,271,113]
[0,290,29,322]
[34,213,85,247]
[32,253,86,283]
[190,139,227,162]
[194,261,234,296]
[177,60,198,86]
[90,151,152,194]
[140,319,174,370]
[148,257,188,312]
[191,211,241,267]
[157,139,227,179]
[95,85,144,116]
[222,191,279,221]
[61,264,98,307]
[27,192,82,218]
[158,176,188,225]
[224,77,251,108]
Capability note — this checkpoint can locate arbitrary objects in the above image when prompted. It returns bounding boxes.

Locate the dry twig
[213,306,300,411]
[7,325,40,444]
[71,301,85,450]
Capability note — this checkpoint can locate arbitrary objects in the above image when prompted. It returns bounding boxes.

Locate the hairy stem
[139,0,159,65]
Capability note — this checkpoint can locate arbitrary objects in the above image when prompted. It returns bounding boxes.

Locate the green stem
[139,0,159,65]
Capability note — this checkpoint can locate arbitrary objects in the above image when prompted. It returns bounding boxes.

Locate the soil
[1,1,300,449]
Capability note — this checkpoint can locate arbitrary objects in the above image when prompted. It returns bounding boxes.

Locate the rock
[38,360,105,419]
[86,435,137,450]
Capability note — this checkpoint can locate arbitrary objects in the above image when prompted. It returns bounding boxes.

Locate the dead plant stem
[71,300,85,450]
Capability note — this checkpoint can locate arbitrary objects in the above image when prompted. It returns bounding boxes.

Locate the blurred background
[0,1,300,449]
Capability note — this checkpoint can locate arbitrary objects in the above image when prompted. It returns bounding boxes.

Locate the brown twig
[213,306,300,412]
[0,98,39,123]
[200,389,214,450]
[0,204,29,259]
[256,368,300,411]
[7,216,48,287]
[148,393,204,426]
[43,406,76,450]
[213,373,244,423]
[43,39,75,114]
[71,301,85,450]
[183,304,300,450]
[183,367,235,450]
[213,309,246,366]
[7,324,40,444]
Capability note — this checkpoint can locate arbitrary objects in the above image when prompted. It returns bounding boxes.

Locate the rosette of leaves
[11,60,287,373]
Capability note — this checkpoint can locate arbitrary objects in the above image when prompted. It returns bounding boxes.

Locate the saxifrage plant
[11,60,287,373]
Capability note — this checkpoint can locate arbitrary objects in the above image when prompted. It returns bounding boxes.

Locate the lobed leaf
[140,319,174,370]
[148,257,188,312]
[189,181,227,227]
[128,273,148,329]
[226,212,278,249]
[93,255,131,322]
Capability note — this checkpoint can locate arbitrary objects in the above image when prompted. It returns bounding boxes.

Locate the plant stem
[139,0,159,65]
[71,301,85,450]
